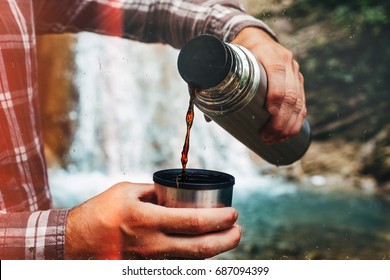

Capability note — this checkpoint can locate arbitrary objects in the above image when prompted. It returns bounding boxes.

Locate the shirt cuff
[221,14,278,43]
[0,209,69,260]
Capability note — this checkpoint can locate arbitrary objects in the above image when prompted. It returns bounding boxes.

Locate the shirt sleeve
[33,0,276,48]
[0,209,68,260]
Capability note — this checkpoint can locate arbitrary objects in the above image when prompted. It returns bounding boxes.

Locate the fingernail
[234,210,239,221]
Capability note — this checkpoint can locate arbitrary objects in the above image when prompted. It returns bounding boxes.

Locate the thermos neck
[195,43,261,116]
[177,34,263,116]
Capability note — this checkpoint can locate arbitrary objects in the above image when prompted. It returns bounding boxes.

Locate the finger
[261,58,305,143]
[123,224,242,260]
[119,182,156,202]
[149,205,238,234]
[264,63,286,118]
[288,72,307,136]
[262,63,297,143]
[167,224,242,259]
[298,72,306,118]
[276,59,300,134]
[289,109,306,137]
[283,60,303,137]
[136,183,157,203]
[260,63,286,142]
[298,67,306,105]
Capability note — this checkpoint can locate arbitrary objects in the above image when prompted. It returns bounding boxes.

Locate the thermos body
[178,35,311,166]
[208,104,311,165]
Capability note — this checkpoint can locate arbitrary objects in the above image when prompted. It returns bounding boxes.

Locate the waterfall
[49,32,269,207]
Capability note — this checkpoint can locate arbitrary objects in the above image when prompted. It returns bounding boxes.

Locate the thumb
[135,183,157,204]
[114,182,156,203]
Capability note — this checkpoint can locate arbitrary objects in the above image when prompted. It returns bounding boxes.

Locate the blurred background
[36,0,389,259]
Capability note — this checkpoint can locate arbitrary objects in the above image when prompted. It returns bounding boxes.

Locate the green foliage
[281,0,390,140]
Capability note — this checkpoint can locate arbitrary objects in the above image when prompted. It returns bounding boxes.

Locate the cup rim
[153,168,235,190]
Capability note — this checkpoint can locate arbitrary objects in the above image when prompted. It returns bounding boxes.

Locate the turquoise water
[223,181,390,260]
[51,171,390,260]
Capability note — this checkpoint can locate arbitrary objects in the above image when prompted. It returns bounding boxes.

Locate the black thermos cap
[177,34,232,90]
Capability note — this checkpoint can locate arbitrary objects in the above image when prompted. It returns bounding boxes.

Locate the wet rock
[361,126,390,185]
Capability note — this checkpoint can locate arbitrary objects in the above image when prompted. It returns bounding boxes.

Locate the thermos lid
[177,34,232,89]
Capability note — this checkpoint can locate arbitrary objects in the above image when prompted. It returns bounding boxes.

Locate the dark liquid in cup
[179,85,198,182]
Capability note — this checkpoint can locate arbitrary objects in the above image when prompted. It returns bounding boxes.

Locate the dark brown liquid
[180,85,197,182]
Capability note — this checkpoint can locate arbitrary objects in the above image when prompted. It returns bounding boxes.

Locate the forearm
[0,209,68,260]
[33,0,276,48]
[122,0,277,48]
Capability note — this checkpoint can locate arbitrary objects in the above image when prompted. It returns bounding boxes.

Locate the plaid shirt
[0,0,273,259]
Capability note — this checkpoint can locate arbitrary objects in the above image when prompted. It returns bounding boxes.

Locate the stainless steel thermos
[177,34,311,166]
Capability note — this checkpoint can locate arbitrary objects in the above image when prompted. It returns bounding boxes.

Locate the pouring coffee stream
[179,85,197,182]
[177,34,311,167]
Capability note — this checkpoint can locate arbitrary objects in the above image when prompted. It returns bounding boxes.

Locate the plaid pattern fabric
[0,0,273,259]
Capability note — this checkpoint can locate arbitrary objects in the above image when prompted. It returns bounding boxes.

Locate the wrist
[64,207,82,259]
[232,27,276,47]
[64,205,97,260]
[64,198,123,260]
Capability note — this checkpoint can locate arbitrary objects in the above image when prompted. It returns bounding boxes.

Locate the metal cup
[153,168,234,208]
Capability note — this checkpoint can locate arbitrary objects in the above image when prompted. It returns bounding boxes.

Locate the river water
[49,33,390,260]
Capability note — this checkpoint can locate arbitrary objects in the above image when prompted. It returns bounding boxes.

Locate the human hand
[231,27,307,144]
[64,182,241,259]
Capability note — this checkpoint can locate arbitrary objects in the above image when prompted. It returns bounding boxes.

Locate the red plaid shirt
[0,0,273,259]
